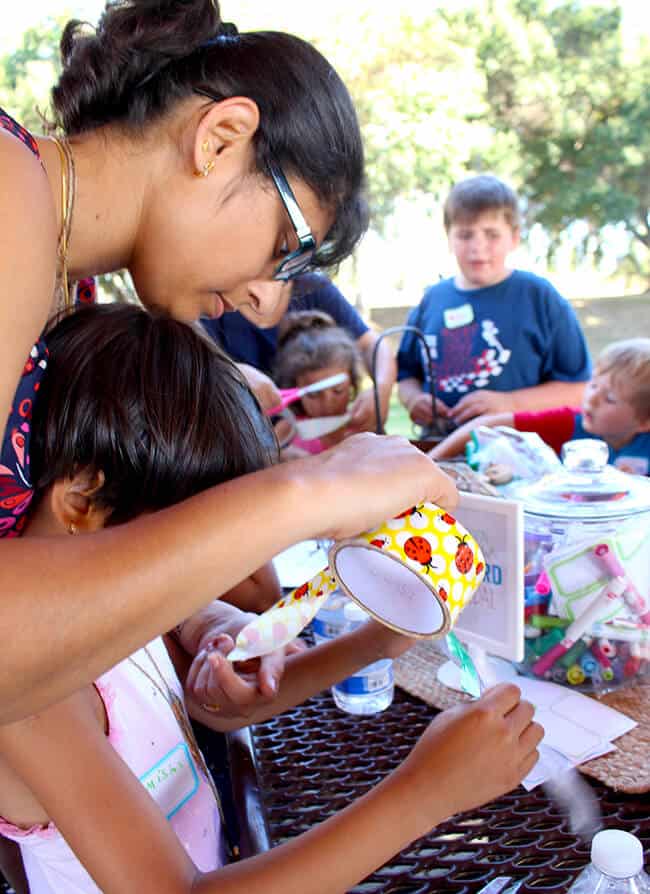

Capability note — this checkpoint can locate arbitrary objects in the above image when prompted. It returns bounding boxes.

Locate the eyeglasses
[268,162,316,282]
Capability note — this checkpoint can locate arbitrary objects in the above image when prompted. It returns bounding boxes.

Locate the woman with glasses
[0,0,457,722]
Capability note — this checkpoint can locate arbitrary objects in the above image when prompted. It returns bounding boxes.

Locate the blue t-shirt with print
[397,270,591,409]
[201,274,368,374]
[572,413,650,477]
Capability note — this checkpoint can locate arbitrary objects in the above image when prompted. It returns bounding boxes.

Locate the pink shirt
[0,637,224,892]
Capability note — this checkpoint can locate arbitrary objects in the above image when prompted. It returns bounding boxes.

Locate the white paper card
[451,493,524,661]
[273,540,330,589]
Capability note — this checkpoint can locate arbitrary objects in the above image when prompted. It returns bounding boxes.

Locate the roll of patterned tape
[228,502,485,662]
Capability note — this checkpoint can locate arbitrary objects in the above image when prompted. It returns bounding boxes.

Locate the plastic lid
[591,829,644,878]
[511,438,650,519]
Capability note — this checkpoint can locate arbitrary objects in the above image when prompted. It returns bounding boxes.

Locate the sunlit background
[3,1,649,436]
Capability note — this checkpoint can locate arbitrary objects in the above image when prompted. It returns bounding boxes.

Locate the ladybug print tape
[330,502,485,636]
[228,503,485,661]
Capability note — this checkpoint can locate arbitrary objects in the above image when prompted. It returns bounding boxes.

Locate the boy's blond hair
[443,174,521,231]
[596,338,650,421]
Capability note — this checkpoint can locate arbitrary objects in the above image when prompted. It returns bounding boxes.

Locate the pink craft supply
[532,577,627,677]
[532,641,567,676]
[593,543,650,623]
[590,642,612,669]
[597,637,617,659]
[534,570,551,595]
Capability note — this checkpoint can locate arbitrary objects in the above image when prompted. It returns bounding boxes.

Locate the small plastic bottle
[567,830,650,893]
[312,593,394,715]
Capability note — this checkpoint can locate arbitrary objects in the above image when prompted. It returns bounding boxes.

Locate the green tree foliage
[0,19,63,131]
[3,2,649,286]
[445,0,650,283]
[328,14,487,228]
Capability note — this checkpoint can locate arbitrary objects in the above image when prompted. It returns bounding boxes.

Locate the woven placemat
[394,640,650,793]
[578,683,650,794]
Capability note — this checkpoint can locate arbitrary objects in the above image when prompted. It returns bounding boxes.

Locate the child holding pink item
[0,304,542,894]
[274,310,362,455]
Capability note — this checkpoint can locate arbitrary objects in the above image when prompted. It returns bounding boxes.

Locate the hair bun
[277,310,337,347]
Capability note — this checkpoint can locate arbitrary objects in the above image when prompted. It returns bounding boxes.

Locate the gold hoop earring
[194,159,215,178]
[201,139,210,153]
[68,522,78,535]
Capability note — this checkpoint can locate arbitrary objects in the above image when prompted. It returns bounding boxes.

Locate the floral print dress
[0,108,95,536]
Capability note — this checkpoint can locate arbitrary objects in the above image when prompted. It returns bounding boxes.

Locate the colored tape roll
[228,503,486,662]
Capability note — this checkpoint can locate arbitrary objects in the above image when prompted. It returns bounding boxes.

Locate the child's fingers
[505,697,536,737]
[285,638,308,657]
[478,681,523,715]
[257,652,284,698]
[192,654,213,701]
[208,652,268,714]
[185,649,206,693]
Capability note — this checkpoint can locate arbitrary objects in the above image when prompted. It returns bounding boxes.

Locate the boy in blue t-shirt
[397,175,591,434]
[430,338,650,476]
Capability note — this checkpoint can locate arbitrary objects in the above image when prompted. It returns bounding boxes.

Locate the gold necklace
[127,645,238,860]
[50,135,75,311]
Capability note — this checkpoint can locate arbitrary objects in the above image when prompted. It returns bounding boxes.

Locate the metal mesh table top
[233,686,650,894]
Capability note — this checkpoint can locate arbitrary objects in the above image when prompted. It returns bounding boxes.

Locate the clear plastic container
[567,829,650,893]
[312,593,394,715]
[512,439,650,692]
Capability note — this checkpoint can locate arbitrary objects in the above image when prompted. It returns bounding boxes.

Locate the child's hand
[391,683,543,837]
[407,393,449,426]
[305,433,458,540]
[346,386,387,434]
[185,634,305,724]
[450,389,511,424]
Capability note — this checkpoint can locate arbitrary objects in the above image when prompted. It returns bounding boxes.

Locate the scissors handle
[266,372,349,416]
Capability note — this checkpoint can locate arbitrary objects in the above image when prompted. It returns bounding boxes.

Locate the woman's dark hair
[51,1,368,267]
[274,310,360,408]
[30,303,276,526]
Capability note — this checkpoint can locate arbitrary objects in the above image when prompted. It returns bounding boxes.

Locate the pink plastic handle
[267,388,301,416]
[593,543,647,618]
[593,543,625,577]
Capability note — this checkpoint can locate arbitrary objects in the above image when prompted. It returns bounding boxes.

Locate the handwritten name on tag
[140,742,199,819]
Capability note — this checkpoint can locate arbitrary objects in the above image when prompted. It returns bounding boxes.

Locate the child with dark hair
[0,304,542,894]
[398,174,591,435]
[274,309,362,454]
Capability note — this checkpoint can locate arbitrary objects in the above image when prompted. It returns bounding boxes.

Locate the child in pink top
[0,305,542,894]
[274,310,362,455]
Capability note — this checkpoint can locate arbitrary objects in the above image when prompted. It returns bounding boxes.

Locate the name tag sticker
[443,304,474,329]
[140,742,199,819]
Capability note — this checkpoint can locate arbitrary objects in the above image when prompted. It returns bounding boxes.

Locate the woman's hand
[304,433,458,541]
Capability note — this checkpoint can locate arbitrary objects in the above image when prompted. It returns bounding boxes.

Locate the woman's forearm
[0,435,458,723]
[0,464,309,723]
